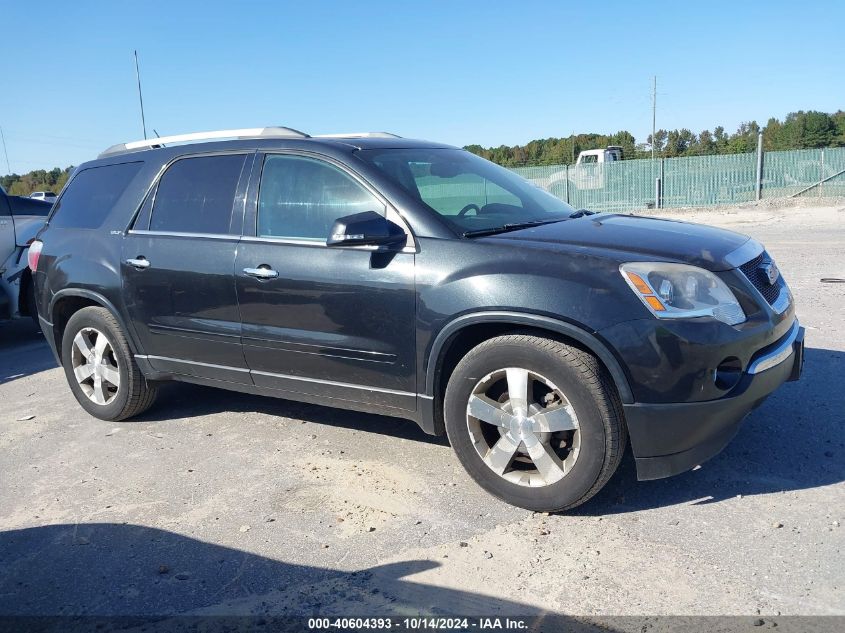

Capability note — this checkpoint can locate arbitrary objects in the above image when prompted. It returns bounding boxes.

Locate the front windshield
[358,148,576,234]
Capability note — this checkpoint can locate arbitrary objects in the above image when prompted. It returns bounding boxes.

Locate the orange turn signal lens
[625,271,652,295]
[645,295,666,311]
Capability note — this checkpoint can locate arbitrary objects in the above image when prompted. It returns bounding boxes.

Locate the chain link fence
[509,147,845,211]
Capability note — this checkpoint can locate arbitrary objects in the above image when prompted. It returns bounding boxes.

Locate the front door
[122,152,253,384]
[234,153,416,411]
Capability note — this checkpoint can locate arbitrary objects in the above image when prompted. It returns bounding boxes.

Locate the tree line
[1,166,74,197]
[465,110,845,166]
[2,110,844,195]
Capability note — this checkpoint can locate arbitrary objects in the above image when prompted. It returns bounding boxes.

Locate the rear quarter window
[148,154,246,234]
[50,162,143,229]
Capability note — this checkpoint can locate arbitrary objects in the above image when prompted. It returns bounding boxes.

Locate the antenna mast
[134,50,148,140]
[0,126,10,175]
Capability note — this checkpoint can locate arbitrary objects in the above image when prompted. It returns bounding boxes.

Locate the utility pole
[755,131,764,201]
[651,76,657,160]
[0,126,10,175]
[652,76,660,209]
[134,50,148,140]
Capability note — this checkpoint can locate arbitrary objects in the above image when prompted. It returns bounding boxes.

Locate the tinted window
[50,162,143,229]
[359,148,575,234]
[258,155,384,241]
[150,154,246,234]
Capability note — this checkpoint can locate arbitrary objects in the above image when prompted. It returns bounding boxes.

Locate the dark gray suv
[29,127,804,511]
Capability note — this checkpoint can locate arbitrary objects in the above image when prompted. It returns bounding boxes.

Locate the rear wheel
[61,307,158,420]
[444,333,626,512]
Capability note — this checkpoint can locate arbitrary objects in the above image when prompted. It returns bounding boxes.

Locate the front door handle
[243,266,279,279]
[126,257,150,269]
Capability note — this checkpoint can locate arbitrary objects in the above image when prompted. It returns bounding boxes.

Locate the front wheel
[444,333,626,512]
[61,306,158,421]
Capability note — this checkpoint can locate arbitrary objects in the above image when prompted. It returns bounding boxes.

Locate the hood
[483,214,753,271]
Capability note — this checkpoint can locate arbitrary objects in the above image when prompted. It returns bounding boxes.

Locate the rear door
[234,152,417,411]
[122,152,253,384]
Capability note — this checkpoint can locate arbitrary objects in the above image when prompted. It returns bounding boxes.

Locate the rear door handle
[126,257,150,269]
[243,266,279,279]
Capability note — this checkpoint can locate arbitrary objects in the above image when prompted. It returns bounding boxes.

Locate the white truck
[29,191,58,204]
[0,184,50,322]
[552,145,623,194]
[574,146,623,166]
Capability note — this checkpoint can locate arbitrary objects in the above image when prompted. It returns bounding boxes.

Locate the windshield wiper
[462,218,567,238]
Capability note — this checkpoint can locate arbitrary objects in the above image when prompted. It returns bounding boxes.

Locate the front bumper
[625,322,804,480]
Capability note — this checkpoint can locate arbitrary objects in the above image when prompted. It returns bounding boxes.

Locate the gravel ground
[0,203,842,622]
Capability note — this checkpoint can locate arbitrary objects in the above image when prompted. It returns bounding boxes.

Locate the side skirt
[135,355,431,430]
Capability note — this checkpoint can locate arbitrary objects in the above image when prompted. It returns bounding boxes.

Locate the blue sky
[1,0,842,173]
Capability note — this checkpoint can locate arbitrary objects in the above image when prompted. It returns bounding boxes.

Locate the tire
[444,333,626,512]
[61,306,158,421]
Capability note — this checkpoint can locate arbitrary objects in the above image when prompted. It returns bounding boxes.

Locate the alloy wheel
[466,367,580,487]
[70,327,121,405]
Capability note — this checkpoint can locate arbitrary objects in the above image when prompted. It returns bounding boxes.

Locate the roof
[98,127,457,159]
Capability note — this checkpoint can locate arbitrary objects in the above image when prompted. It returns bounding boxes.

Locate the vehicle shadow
[575,346,845,514]
[4,319,841,512]
[137,347,844,510]
[0,522,600,630]
[0,320,445,446]
[137,381,450,446]
[138,348,845,515]
[0,319,56,384]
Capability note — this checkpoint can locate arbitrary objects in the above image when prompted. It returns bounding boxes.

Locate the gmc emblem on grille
[760,261,779,285]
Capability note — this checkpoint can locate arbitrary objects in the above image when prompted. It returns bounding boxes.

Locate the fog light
[714,357,742,391]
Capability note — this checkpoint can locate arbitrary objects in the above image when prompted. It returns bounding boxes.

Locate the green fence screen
[508,147,845,211]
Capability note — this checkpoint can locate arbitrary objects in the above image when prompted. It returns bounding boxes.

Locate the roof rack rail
[313,132,402,139]
[98,126,310,158]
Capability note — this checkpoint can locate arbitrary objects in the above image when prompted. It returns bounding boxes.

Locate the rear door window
[50,162,143,229]
[149,154,246,234]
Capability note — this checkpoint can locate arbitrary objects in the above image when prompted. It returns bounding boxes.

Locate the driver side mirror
[326,211,407,248]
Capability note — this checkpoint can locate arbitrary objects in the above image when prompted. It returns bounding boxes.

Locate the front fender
[424,310,634,404]
[414,237,645,405]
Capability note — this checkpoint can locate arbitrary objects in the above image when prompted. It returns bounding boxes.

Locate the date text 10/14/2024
[307,617,529,630]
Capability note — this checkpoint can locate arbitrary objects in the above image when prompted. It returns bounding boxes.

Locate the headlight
[620,262,746,325]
